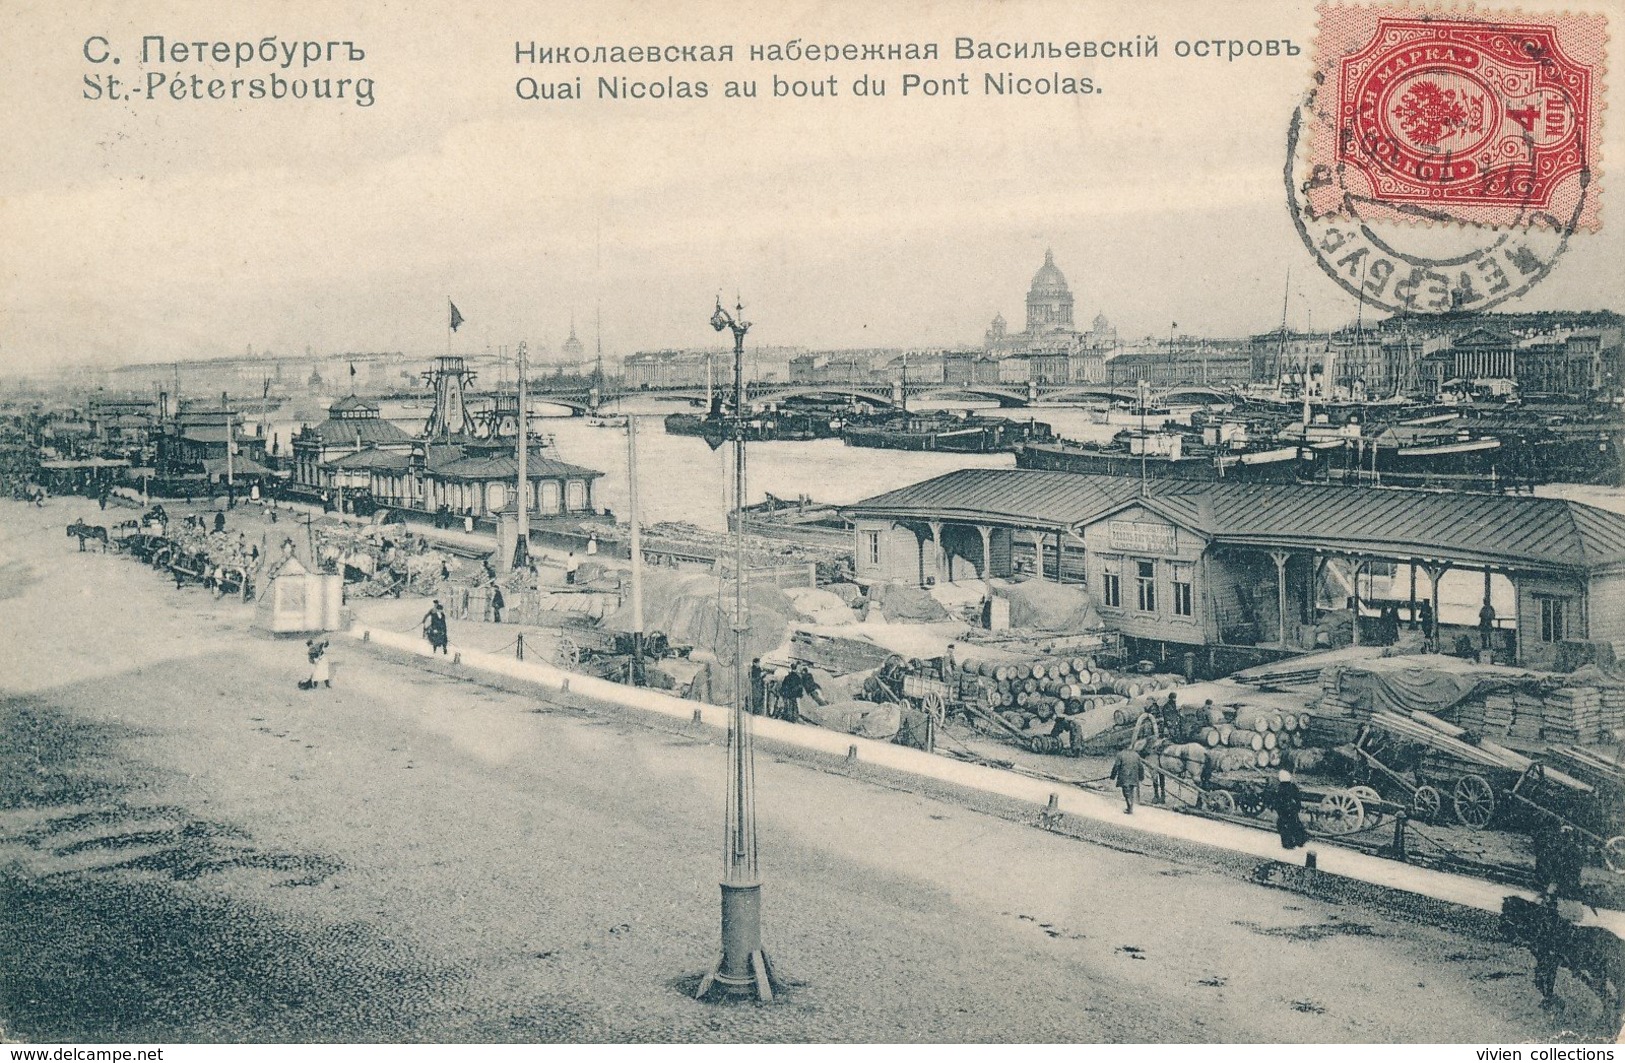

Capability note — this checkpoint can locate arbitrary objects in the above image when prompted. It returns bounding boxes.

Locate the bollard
[361,630,370,642]
[692,708,703,723]
[452,651,462,665]
[846,744,859,763]
[1392,811,1408,863]
[516,633,524,661]
[1305,850,1317,870]
[1047,793,1060,812]
[561,678,570,693]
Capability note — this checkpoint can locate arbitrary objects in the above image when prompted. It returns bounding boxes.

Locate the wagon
[1128,712,1395,836]
[1352,709,1594,831]
[1508,745,1625,874]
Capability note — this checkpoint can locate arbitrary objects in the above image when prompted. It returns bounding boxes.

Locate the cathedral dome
[1029,249,1069,297]
[1025,249,1075,334]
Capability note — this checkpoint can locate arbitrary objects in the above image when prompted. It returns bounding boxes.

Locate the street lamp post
[696,297,778,1003]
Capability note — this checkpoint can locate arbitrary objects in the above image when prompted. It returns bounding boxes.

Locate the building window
[1135,559,1156,612]
[1539,596,1568,643]
[864,530,880,566]
[1100,556,1121,608]
[1172,564,1194,618]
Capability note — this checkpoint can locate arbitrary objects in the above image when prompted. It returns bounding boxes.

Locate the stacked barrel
[958,655,1185,734]
[1193,706,1313,772]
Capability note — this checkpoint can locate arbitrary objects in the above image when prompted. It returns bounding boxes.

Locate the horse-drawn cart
[1509,745,1625,873]
[1351,710,1594,831]
[1127,712,1399,836]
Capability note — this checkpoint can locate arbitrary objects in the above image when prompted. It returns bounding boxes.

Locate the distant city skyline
[4,0,1620,375]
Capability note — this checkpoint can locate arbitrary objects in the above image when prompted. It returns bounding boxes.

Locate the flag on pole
[449,301,465,332]
[349,361,357,379]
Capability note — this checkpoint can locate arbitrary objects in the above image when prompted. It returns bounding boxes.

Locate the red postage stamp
[1306,6,1607,230]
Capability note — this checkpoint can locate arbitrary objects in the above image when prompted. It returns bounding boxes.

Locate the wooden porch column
[1349,557,1365,646]
[976,524,992,581]
[1270,550,1291,649]
[927,520,946,583]
[1054,532,1064,583]
[1408,561,1418,629]
[1424,562,1450,652]
[1509,573,1522,666]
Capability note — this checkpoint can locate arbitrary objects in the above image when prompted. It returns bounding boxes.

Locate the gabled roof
[305,418,413,446]
[842,468,1155,532]
[328,395,379,414]
[842,468,1625,574]
[1452,328,1516,348]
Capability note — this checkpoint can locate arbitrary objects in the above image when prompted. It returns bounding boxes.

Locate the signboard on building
[1108,520,1177,555]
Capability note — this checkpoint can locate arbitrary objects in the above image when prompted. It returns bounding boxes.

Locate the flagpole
[447,298,453,356]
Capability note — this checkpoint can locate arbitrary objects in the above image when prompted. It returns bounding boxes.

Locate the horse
[66,520,109,552]
[1502,895,1625,1031]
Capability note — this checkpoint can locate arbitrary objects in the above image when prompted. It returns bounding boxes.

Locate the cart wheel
[1602,836,1625,875]
[1234,789,1266,817]
[556,637,580,667]
[1452,774,1496,829]
[921,691,946,724]
[1313,790,1366,835]
[1350,785,1381,806]
[1202,790,1236,816]
[1410,785,1443,824]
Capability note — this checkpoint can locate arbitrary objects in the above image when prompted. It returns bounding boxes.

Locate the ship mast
[514,341,529,567]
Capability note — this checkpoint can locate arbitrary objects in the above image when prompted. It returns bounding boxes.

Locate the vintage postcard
[2,0,1622,1050]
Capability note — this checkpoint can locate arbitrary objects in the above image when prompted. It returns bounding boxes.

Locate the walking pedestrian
[299,639,331,690]
[213,510,226,534]
[490,584,505,624]
[1273,769,1310,850]
[423,600,449,655]
[565,551,580,585]
[1111,744,1145,814]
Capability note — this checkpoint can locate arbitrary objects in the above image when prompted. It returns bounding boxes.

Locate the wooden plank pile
[1545,744,1622,793]
[791,630,894,674]
[1367,709,1585,792]
[1314,665,1362,717]
[1602,685,1625,737]
[1456,690,1545,741]
[1461,686,1622,744]
[1539,687,1601,743]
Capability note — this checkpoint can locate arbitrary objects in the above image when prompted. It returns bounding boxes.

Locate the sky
[2,0,1621,373]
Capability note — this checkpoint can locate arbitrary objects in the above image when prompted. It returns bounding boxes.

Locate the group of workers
[748,658,828,723]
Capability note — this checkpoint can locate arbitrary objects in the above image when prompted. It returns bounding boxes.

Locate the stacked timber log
[956,654,1183,735]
